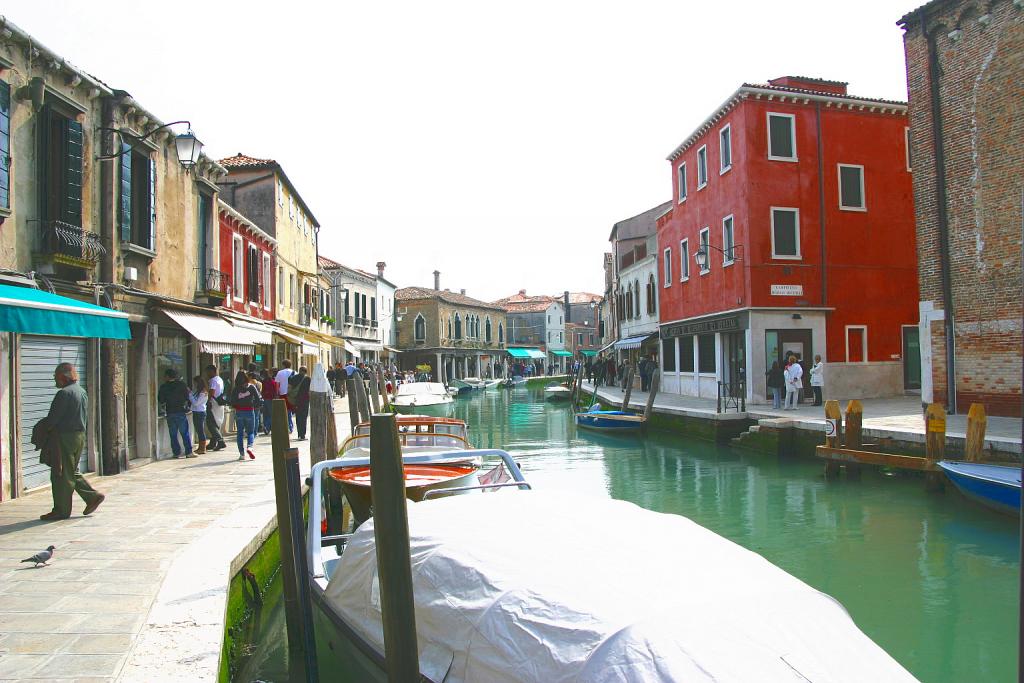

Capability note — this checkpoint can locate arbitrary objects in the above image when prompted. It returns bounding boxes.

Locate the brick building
[657,76,918,404]
[899,0,1023,416]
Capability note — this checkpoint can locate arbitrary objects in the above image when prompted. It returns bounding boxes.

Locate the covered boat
[392,382,455,416]
[543,383,572,401]
[313,488,918,682]
[938,461,1021,515]
[575,404,645,432]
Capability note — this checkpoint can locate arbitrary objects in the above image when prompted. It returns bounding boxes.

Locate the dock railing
[716,381,745,413]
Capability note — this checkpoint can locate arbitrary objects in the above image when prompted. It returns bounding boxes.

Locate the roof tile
[396,287,505,311]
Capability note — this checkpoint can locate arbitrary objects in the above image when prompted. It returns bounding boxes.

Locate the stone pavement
[0,401,350,682]
[583,382,1022,453]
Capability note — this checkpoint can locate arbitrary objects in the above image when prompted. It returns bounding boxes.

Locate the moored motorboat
[575,404,645,432]
[502,375,526,388]
[544,383,572,401]
[482,378,503,389]
[938,461,1021,515]
[392,382,455,416]
[306,465,918,682]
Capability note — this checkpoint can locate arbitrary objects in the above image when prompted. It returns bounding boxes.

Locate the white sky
[6,1,913,302]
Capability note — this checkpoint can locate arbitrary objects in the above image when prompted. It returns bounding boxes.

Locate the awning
[160,309,254,355]
[0,283,130,339]
[383,346,401,355]
[270,326,304,345]
[227,318,274,345]
[599,340,616,354]
[551,350,573,357]
[350,341,383,353]
[580,350,597,357]
[302,341,320,356]
[614,333,657,350]
[526,348,547,360]
[506,348,532,359]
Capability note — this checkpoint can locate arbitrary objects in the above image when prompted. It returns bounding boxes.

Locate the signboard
[661,316,740,339]
[927,416,946,433]
[825,418,839,439]
[770,284,804,297]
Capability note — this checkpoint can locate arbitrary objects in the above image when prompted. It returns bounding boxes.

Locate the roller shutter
[19,336,88,491]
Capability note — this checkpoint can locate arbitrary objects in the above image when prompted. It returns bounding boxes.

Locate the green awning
[506,347,532,359]
[0,284,131,339]
[552,350,573,357]
[580,350,597,357]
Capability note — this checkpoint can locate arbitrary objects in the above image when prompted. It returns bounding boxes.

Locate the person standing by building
[275,359,295,433]
[638,356,651,392]
[810,355,825,407]
[766,361,785,410]
[205,364,227,451]
[784,355,803,410]
[158,369,193,459]
[37,363,105,520]
[230,370,260,461]
[190,376,208,455]
[290,367,312,441]
[260,369,277,435]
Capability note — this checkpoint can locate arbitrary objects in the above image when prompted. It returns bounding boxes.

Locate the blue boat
[938,461,1021,515]
[574,406,645,432]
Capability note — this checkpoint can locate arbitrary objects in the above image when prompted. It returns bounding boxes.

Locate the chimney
[433,270,440,290]
[376,261,386,277]
[564,290,571,323]
[460,288,466,295]
[518,289,526,296]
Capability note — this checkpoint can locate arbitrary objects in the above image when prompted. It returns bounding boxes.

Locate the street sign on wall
[770,284,804,296]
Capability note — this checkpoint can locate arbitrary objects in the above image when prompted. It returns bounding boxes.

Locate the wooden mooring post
[925,402,946,492]
[369,413,420,681]
[377,368,392,411]
[367,369,382,414]
[965,403,987,462]
[621,366,635,412]
[309,363,336,466]
[643,372,660,421]
[345,378,360,435]
[844,400,863,480]
[823,400,842,480]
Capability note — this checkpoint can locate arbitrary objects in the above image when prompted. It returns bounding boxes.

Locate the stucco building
[609,204,669,365]
[657,76,918,405]
[899,0,1023,416]
[493,290,570,372]
[319,256,390,363]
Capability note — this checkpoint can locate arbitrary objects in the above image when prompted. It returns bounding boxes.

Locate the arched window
[633,279,640,319]
[447,317,452,340]
[498,322,504,344]
[647,274,656,315]
[455,313,462,339]
[414,314,426,342]
[485,317,492,342]
[625,284,632,319]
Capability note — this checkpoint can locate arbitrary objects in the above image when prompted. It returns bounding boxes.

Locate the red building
[657,76,918,405]
[218,199,276,323]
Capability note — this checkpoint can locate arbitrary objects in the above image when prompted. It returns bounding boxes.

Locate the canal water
[241,385,1019,683]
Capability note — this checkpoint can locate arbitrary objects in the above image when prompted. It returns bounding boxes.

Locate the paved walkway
[0,401,350,682]
[583,382,1022,452]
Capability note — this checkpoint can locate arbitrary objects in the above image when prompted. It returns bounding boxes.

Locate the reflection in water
[247,386,1018,683]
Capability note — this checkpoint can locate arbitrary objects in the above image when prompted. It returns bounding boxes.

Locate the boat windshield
[340,432,469,456]
[354,421,467,441]
[396,382,447,397]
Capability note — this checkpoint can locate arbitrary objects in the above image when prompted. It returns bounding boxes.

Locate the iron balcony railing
[717,381,746,413]
[198,268,230,297]
[34,220,106,267]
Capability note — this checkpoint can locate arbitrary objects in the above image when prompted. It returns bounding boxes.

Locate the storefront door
[902,326,921,391]
[765,329,812,393]
[722,332,746,387]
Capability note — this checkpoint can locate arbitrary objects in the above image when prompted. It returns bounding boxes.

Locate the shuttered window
[64,119,83,226]
[371,296,377,322]
[247,246,260,303]
[41,108,84,227]
[119,144,132,241]
[121,148,156,250]
[0,81,10,210]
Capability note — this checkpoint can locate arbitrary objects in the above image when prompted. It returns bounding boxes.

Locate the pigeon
[21,545,55,568]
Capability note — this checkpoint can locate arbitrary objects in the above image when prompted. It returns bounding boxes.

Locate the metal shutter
[19,336,88,491]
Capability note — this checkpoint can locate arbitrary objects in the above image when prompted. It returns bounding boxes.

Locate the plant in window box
[321,315,335,326]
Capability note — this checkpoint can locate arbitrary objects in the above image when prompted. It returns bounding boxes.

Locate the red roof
[397,287,505,311]
[219,153,276,169]
[318,255,342,269]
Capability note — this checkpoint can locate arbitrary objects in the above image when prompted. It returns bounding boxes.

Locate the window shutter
[119,144,132,242]
[371,297,376,322]
[0,81,10,210]
[64,118,84,226]
[148,158,157,250]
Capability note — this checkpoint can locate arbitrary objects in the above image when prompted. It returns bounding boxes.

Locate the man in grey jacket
[40,363,104,521]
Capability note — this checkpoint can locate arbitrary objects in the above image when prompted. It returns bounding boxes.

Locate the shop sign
[661,316,740,339]
[770,284,804,296]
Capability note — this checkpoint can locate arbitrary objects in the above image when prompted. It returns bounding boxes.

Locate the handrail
[338,432,471,456]
[422,481,532,499]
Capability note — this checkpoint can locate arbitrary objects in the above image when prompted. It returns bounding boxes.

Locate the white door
[19,336,88,491]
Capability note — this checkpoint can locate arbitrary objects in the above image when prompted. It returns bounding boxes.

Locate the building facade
[658,76,918,404]
[493,291,569,372]
[320,257,383,362]
[396,275,507,381]
[899,0,1023,416]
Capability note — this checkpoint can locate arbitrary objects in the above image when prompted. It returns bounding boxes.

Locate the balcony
[33,220,105,272]
[194,268,230,306]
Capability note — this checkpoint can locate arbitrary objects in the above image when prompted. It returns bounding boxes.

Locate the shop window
[662,338,676,372]
[697,333,716,374]
[767,112,797,161]
[846,326,867,363]
[680,336,694,372]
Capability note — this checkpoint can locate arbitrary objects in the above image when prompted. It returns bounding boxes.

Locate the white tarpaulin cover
[324,491,917,683]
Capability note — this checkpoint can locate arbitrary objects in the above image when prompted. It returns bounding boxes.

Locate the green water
[244,386,1019,683]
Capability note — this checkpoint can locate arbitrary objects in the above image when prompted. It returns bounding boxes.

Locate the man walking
[290,367,312,440]
[158,368,194,458]
[38,363,104,520]
[275,359,295,433]
[205,364,227,451]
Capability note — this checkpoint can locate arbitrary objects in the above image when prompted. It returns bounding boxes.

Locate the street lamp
[97,120,204,171]
[695,243,743,270]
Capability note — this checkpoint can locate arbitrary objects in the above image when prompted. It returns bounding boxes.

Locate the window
[447,318,452,339]
[485,317,492,342]
[454,313,462,339]
[662,338,676,372]
[559,332,563,344]
[289,273,296,310]
[232,236,244,301]
[247,246,260,304]
[647,274,657,315]
[577,333,583,345]
[846,326,868,363]
[288,194,294,218]
[43,107,84,229]
[698,228,710,274]
[770,207,801,259]
[905,127,912,172]
[722,215,735,264]
[277,179,284,205]
[547,314,551,324]
[633,280,640,318]
[278,266,284,304]
[677,162,687,203]
[679,238,690,281]
[697,333,716,373]
[719,124,732,173]
[663,248,672,287]
[118,146,155,250]
[838,164,866,211]
[498,322,504,344]
[414,314,426,342]
[0,81,10,210]
[696,145,708,188]
[680,335,694,372]
[371,295,377,323]
[767,112,797,161]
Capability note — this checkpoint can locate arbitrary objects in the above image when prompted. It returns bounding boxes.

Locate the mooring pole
[285,444,319,682]
[367,369,382,414]
[270,399,310,681]
[345,378,359,435]
[643,372,660,421]
[823,400,842,480]
[621,366,635,412]
[369,413,420,681]
[925,402,947,492]
[309,363,333,466]
[844,400,863,480]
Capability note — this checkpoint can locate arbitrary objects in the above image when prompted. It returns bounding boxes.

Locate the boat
[544,383,572,401]
[461,377,487,389]
[391,382,455,417]
[574,404,646,432]
[502,375,526,388]
[306,463,918,682]
[938,461,1021,515]
[482,378,503,389]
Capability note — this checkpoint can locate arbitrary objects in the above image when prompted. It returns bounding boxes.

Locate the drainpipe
[924,15,957,414]
[815,102,827,306]
[98,95,121,475]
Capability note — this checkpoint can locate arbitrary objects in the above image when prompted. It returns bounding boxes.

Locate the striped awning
[614,333,657,350]
[161,309,254,355]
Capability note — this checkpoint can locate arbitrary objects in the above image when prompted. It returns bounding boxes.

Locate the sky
[6,1,914,302]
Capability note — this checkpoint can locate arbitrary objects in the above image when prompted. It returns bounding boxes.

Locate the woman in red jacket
[260,369,277,436]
